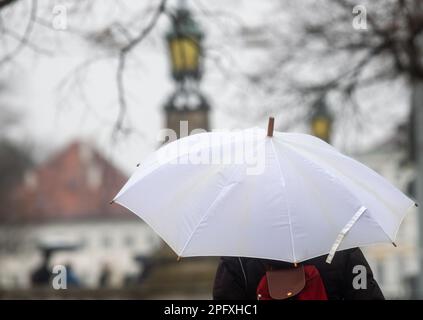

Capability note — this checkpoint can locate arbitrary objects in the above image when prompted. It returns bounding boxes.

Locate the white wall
[0,220,160,289]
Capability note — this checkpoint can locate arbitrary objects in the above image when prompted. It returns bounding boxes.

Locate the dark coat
[213,248,384,300]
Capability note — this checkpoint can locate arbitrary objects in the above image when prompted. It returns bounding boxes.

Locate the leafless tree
[0,0,169,138]
[221,0,423,141]
[2,0,422,140]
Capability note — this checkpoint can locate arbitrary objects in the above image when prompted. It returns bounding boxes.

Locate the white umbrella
[113,118,416,264]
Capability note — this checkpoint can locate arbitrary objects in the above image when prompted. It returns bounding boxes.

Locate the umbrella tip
[177,256,181,262]
[415,203,419,207]
[110,200,115,205]
[136,163,140,167]
[392,242,397,247]
[267,117,275,137]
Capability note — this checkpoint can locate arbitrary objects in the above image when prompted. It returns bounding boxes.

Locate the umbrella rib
[281,142,398,242]
[281,142,398,247]
[113,132,254,202]
[270,139,297,263]
[178,174,240,258]
[283,139,400,217]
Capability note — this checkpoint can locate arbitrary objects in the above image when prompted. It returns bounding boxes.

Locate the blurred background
[0,0,422,299]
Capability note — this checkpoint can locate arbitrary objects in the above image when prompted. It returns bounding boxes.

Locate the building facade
[352,134,418,299]
[0,141,159,289]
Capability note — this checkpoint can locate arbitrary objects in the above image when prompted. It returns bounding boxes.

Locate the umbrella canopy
[113,120,415,264]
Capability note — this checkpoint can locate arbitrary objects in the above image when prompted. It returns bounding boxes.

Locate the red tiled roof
[5,141,134,222]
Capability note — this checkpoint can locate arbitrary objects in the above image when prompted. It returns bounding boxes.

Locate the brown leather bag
[266,265,306,299]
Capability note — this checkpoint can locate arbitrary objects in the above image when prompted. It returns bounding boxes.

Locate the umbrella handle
[267,117,275,137]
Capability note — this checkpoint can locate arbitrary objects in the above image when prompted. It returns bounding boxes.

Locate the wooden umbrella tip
[267,117,275,137]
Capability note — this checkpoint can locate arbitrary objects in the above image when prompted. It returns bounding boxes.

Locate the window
[102,236,112,248]
[124,235,134,248]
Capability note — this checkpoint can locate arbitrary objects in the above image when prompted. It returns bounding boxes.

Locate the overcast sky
[2,0,411,175]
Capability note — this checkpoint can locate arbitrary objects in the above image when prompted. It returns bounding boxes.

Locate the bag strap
[238,257,248,290]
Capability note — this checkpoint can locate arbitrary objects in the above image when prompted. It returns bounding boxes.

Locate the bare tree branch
[0,0,17,10]
[0,0,38,66]
[113,0,167,137]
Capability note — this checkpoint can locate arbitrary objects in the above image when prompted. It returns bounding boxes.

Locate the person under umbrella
[213,248,384,300]
[113,117,415,300]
